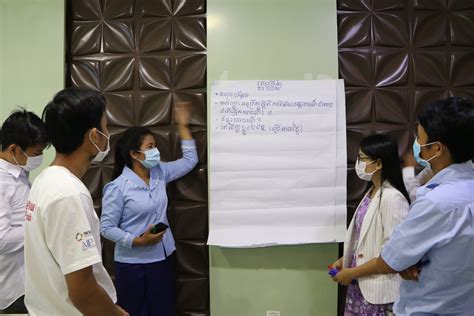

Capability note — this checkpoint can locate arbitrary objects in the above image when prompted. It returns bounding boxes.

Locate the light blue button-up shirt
[382,161,474,316]
[100,140,198,264]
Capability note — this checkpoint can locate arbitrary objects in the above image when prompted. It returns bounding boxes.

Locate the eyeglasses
[357,154,375,162]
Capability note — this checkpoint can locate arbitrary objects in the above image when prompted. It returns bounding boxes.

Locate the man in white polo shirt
[24,88,127,315]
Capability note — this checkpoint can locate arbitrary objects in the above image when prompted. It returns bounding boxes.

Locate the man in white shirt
[0,110,48,314]
[24,88,127,315]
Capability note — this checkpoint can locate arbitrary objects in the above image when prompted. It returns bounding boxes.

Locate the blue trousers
[115,253,176,316]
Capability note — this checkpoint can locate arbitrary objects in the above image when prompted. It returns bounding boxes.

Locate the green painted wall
[0,0,64,178]
[207,1,340,315]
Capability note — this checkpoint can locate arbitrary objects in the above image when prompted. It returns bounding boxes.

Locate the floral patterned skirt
[344,280,393,316]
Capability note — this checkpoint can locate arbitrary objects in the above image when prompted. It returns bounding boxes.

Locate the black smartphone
[140,222,169,237]
[151,222,168,234]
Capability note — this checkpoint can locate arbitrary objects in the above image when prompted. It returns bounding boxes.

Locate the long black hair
[112,126,153,180]
[360,134,411,203]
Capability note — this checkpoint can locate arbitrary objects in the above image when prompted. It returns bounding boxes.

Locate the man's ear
[7,144,19,156]
[431,141,445,159]
[88,128,97,142]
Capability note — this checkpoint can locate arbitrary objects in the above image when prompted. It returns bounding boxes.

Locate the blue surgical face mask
[136,147,160,169]
[413,137,438,169]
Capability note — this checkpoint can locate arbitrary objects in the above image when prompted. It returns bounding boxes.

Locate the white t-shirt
[24,166,116,315]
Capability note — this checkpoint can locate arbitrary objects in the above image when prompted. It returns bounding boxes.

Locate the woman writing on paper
[100,102,198,316]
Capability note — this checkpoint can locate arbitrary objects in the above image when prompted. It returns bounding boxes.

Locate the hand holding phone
[134,223,168,246]
[150,222,169,234]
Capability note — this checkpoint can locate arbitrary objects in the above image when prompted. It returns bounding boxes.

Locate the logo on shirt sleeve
[75,230,96,251]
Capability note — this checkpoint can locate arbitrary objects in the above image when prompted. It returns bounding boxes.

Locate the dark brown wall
[65,0,209,315]
[338,0,474,313]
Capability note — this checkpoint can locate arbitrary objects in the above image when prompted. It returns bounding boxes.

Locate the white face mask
[12,148,43,172]
[22,153,44,172]
[355,159,377,181]
[89,129,110,163]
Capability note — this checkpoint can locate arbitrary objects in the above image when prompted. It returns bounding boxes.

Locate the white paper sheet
[208,80,347,247]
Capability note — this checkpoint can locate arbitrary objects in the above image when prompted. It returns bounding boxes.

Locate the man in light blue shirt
[382,161,473,315]
[334,97,474,315]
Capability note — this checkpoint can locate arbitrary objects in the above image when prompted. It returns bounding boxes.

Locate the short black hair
[42,88,106,154]
[1,109,49,151]
[418,97,474,163]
